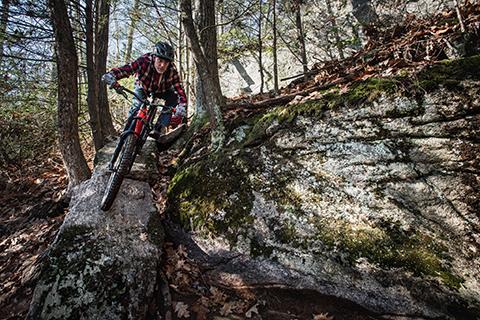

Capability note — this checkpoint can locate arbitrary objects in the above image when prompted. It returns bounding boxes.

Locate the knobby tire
[100,134,137,211]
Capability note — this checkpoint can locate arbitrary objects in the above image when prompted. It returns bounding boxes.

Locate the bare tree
[293,0,308,76]
[0,0,11,66]
[197,0,223,104]
[325,0,345,59]
[84,0,116,151]
[125,0,140,63]
[272,0,279,93]
[180,0,225,150]
[95,0,116,140]
[258,0,264,93]
[177,0,183,77]
[85,0,103,150]
[49,0,91,190]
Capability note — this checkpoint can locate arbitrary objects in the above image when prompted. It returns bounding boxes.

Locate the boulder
[168,80,480,318]
[27,139,165,319]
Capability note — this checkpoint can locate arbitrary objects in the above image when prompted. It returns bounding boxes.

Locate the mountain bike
[100,85,166,211]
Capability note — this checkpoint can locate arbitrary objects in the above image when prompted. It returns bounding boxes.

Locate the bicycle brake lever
[113,86,127,98]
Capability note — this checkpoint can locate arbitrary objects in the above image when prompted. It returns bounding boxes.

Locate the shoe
[149,129,161,140]
[149,127,167,141]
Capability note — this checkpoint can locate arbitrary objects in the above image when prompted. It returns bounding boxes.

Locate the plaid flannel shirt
[110,53,187,105]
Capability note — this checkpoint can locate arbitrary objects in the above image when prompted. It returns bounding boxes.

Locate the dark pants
[127,85,177,130]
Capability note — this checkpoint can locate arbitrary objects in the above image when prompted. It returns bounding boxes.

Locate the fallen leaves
[245,302,260,318]
[174,301,190,318]
[191,297,210,320]
[220,301,234,316]
[313,312,334,320]
[139,233,147,241]
[162,242,263,319]
[210,286,228,305]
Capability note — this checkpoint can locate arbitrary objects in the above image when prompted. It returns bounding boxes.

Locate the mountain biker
[102,41,187,140]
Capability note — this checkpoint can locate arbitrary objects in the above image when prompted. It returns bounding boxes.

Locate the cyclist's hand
[102,72,118,88]
[174,103,187,117]
[112,82,123,93]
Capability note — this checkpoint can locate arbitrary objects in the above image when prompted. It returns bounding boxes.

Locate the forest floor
[0,153,69,319]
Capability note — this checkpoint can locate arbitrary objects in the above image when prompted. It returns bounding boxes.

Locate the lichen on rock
[28,140,165,320]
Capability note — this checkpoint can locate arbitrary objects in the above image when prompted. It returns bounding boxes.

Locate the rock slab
[28,139,164,320]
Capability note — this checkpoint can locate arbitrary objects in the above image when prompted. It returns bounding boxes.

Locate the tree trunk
[218,0,224,34]
[85,0,103,151]
[294,0,308,76]
[180,0,225,150]
[177,0,183,77]
[197,0,223,105]
[326,0,345,60]
[258,0,264,94]
[272,0,279,93]
[95,0,116,140]
[185,36,191,102]
[124,0,139,63]
[0,0,11,66]
[453,0,465,33]
[49,0,91,190]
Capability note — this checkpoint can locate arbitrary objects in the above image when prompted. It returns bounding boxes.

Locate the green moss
[313,219,464,290]
[416,54,480,91]
[242,77,403,146]
[243,100,327,146]
[343,78,399,104]
[240,55,480,149]
[274,220,298,244]
[250,236,274,258]
[167,152,255,243]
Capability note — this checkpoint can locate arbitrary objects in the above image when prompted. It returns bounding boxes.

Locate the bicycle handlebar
[111,85,166,109]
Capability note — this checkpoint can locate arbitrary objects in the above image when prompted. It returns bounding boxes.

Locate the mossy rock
[168,151,255,243]
[416,55,480,91]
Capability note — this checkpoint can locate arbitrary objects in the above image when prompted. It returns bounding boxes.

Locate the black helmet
[154,42,174,61]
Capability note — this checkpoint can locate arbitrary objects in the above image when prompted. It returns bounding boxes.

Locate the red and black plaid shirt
[110,53,187,105]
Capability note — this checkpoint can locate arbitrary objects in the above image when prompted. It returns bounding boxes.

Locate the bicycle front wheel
[100,133,137,211]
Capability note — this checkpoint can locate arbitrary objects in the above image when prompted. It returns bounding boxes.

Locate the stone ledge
[28,142,165,319]
[94,137,159,184]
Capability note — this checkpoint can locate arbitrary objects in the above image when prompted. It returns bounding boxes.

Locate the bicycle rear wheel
[100,133,137,211]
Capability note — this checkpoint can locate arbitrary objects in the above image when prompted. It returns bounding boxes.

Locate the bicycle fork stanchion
[108,118,138,172]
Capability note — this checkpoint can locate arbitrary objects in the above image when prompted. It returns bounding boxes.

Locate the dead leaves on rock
[309,2,479,89]
[152,149,180,213]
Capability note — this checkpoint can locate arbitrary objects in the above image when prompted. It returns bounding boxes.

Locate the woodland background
[0,0,461,182]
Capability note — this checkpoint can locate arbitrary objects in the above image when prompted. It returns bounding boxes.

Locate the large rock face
[28,139,164,319]
[168,78,480,318]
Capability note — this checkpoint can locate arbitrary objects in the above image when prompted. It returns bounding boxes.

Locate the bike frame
[108,87,164,172]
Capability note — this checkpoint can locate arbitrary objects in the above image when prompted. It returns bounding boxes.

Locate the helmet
[154,42,174,61]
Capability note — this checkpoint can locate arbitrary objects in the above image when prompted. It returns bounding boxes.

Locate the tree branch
[199,0,257,36]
